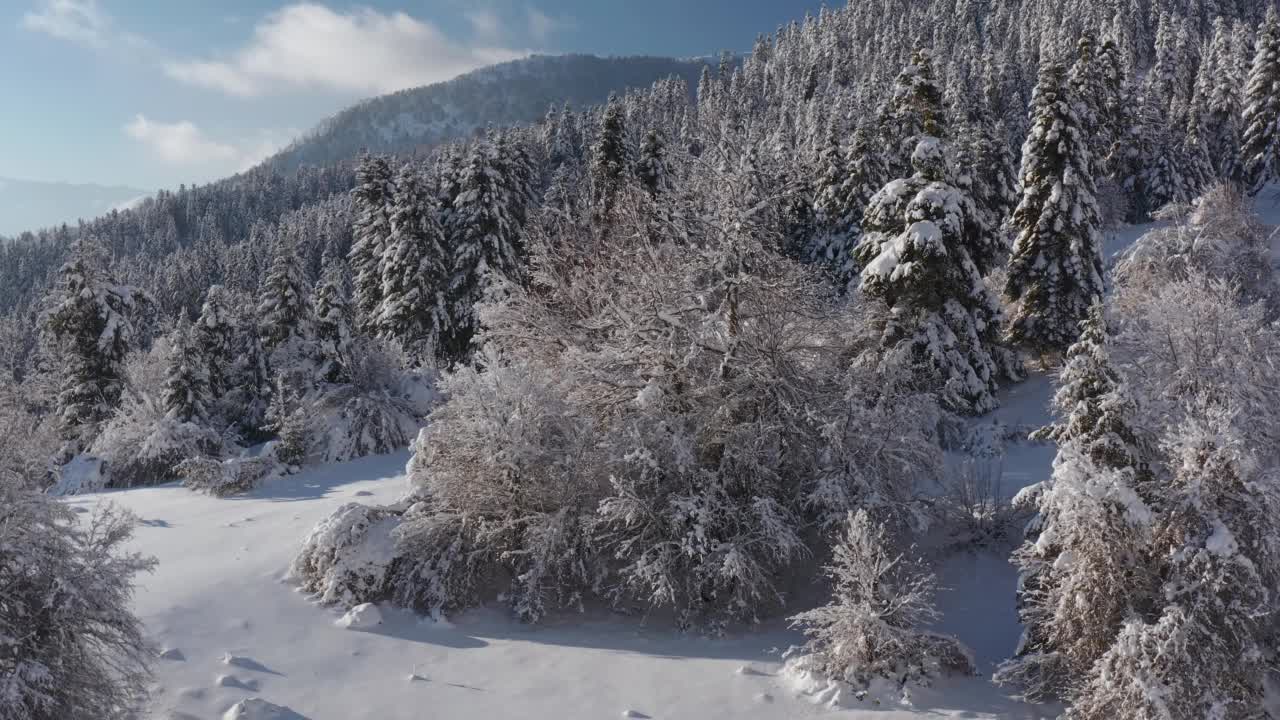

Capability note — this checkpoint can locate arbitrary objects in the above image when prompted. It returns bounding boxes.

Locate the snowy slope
[65,192,1280,720]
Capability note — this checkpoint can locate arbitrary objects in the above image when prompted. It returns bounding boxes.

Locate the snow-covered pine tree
[1068,34,1114,178]
[854,136,1009,414]
[257,235,313,354]
[349,154,395,330]
[636,129,671,198]
[378,163,450,364]
[1005,61,1105,358]
[160,314,211,424]
[1068,415,1280,720]
[42,239,150,448]
[997,302,1154,701]
[955,114,1018,249]
[789,509,971,689]
[446,133,523,359]
[883,48,947,175]
[194,285,236,399]
[313,258,354,384]
[1239,5,1280,194]
[590,94,630,219]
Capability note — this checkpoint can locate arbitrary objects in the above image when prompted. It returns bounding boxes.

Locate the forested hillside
[8,1,1280,718]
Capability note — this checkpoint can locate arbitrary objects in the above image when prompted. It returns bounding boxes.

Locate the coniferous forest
[8,1,1280,718]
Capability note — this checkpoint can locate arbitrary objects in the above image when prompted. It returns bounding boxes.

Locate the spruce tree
[194,285,237,398]
[349,154,395,330]
[590,94,630,218]
[378,164,450,364]
[42,239,150,448]
[1005,62,1105,357]
[446,134,523,359]
[997,302,1154,701]
[884,48,946,174]
[1204,17,1245,181]
[1239,6,1280,194]
[636,129,670,198]
[313,259,354,384]
[161,314,211,423]
[854,137,1010,414]
[257,236,313,353]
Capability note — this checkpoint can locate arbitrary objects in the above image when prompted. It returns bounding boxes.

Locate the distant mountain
[265,54,707,172]
[0,177,149,237]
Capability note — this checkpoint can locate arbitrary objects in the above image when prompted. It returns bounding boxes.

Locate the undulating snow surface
[63,191,1280,720]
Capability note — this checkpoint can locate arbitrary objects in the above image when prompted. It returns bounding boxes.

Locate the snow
[336,602,385,630]
[66,450,1041,719]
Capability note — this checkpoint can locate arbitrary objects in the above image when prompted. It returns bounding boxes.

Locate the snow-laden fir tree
[955,115,1019,246]
[1068,34,1115,177]
[160,314,211,424]
[313,258,354,384]
[377,164,450,364]
[446,133,523,359]
[854,136,1010,414]
[42,239,150,449]
[0,474,155,720]
[997,302,1154,701]
[808,119,865,286]
[349,154,395,330]
[788,509,972,689]
[257,235,313,354]
[1238,5,1280,194]
[635,129,670,197]
[589,93,630,218]
[1004,61,1105,357]
[193,285,236,398]
[883,48,947,174]
[1068,414,1280,720]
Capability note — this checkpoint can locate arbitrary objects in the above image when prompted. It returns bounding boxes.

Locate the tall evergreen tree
[446,133,523,359]
[1005,62,1105,357]
[378,164,450,363]
[42,239,150,447]
[194,285,236,398]
[590,94,630,218]
[349,154,395,330]
[1239,6,1280,194]
[313,258,354,384]
[854,137,1011,414]
[883,48,947,174]
[636,129,671,198]
[257,236,313,353]
[161,314,211,423]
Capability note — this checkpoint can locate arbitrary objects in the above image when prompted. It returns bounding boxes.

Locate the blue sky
[2,1,827,191]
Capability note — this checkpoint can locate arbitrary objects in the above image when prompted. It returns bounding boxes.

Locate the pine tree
[1203,17,1245,180]
[1069,34,1114,175]
[42,239,150,448]
[313,259,354,384]
[1005,62,1105,357]
[349,154,395,330]
[446,134,523,359]
[884,48,947,174]
[378,164,450,363]
[161,314,211,423]
[1239,6,1280,194]
[997,303,1154,701]
[590,94,630,218]
[636,129,670,198]
[194,285,237,398]
[1069,418,1279,720]
[257,236,313,353]
[854,137,1010,414]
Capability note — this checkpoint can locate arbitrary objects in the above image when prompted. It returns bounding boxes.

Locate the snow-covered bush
[789,510,972,690]
[89,390,220,488]
[0,388,59,491]
[290,502,404,607]
[394,350,600,622]
[1115,184,1271,302]
[0,474,155,720]
[936,454,1026,546]
[176,455,279,497]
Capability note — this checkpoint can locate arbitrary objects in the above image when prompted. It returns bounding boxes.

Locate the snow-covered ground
[65,189,1280,720]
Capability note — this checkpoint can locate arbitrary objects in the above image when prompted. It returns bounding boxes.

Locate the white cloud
[123,115,285,171]
[526,6,571,44]
[21,0,108,48]
[163,3,527,98]
[465,9,501,41]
